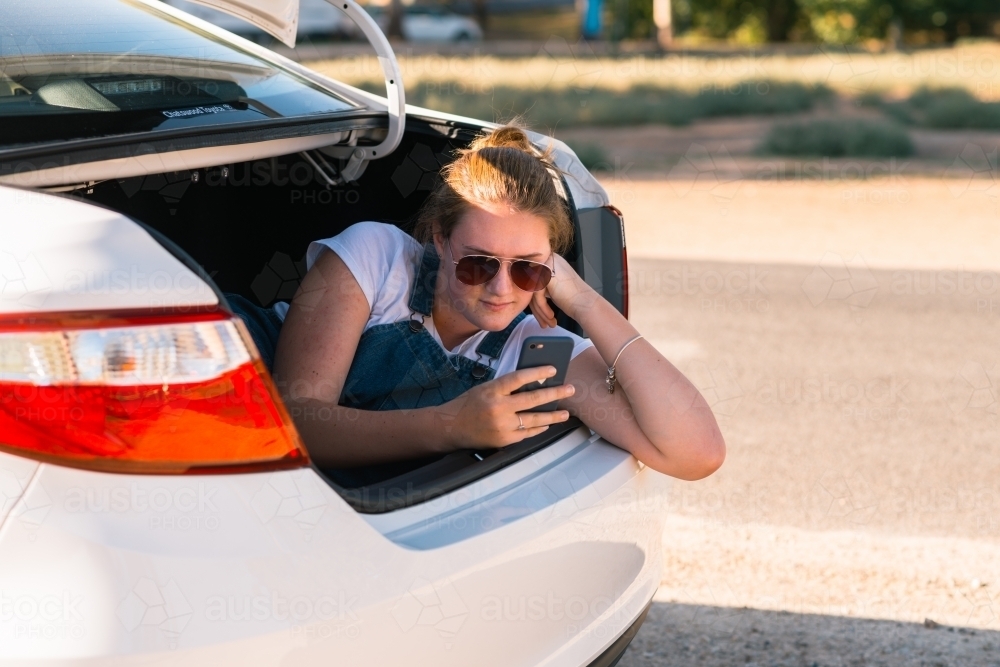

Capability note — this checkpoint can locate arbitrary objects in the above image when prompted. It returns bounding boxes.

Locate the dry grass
[482,9,578,40]
[307,43,1000,98]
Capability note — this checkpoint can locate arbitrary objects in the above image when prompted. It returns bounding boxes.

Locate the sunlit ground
[610,171,1000,665]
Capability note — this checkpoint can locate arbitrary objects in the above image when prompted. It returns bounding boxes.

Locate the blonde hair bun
[414,124,573,254]
[469,125,535,152]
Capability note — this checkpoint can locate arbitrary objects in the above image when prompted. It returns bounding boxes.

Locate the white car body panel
[0,434,668,664]
[0,186,217,314]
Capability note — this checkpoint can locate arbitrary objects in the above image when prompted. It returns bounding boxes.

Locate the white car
[0,0,667,665]
[368,5,484,42]
[163,0,482,43]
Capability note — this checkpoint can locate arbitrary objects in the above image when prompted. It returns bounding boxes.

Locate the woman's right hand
[438,366,576,449]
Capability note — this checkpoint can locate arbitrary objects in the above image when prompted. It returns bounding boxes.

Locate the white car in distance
[368,4,484,41]
[164,0,483,42]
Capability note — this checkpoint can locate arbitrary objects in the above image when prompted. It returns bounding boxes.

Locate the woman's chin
[467,302,521,331]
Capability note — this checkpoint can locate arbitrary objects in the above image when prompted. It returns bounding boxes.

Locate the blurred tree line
[609,0,1000,43]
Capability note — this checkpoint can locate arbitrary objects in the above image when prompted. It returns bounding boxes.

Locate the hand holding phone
[512,336,574,412]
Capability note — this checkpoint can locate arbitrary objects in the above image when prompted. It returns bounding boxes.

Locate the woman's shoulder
[307,222,420,270]
[331,221,420,253]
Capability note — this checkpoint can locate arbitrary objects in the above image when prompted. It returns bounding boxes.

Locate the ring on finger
[517,413,525,430]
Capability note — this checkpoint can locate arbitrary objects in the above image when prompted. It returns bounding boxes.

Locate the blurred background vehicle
[162,0,481,43]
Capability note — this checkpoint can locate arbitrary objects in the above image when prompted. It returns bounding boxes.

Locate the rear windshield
[0,0,356,148]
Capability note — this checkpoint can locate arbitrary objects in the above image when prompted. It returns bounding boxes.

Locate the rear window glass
[0,0,356,148]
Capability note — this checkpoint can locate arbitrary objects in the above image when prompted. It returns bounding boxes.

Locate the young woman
[272,126,725,480]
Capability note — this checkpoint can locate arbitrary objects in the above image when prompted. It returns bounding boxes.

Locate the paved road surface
[615,255,1000,666]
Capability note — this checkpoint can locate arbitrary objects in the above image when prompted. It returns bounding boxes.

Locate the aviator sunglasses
[449,239,554,292]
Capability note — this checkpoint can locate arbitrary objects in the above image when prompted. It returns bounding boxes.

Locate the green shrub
[869,87,1000,130]
[564,141,610,170]
[921,95,1000,130]
[760,119,913,157]
[856,91,884,108]
[880,101,914,125]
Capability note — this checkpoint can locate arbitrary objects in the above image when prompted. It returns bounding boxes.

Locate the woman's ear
[433,232,446,259]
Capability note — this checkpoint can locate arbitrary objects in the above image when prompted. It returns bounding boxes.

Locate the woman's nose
[487,261,515,296]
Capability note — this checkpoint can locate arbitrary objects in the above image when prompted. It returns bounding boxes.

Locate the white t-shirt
[274,222,592,376]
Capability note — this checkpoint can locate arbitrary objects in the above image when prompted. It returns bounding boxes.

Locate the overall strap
[407,242,439,317]
[476,312,527,360]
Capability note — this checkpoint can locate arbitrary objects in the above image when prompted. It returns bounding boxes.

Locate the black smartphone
[512,336,574,412]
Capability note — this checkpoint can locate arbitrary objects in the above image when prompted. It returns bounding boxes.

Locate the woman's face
[434,203,552,332]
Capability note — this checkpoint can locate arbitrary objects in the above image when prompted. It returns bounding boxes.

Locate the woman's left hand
[529,254,598,328]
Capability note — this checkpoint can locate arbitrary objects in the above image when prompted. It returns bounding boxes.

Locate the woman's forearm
[287,398,454,467]
[569,291,724,466]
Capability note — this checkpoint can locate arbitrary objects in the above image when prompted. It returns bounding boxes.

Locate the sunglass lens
[455,256,500,286]
[511,261,552,292]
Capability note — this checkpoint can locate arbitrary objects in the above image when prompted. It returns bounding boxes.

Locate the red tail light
[0,309,308,474]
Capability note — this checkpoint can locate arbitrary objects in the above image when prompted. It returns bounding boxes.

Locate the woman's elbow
[645,430,726,480]
[691,431,726,479]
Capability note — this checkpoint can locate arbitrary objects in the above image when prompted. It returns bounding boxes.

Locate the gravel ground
[604,173,1000,665]
[623,600,1000,667]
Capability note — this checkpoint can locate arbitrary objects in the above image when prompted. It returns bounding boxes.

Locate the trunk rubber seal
[315,418,586,514]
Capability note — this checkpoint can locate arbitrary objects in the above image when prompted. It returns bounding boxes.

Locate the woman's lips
[479,300,513,312]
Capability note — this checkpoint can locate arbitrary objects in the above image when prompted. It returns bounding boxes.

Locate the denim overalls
[227,243,524,484]
[340,243,525,411]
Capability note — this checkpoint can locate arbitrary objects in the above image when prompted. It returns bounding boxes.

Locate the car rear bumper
[0,428,669,666]
[586,602,650,667]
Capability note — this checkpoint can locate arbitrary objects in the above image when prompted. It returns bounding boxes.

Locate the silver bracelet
[606,334,643,394]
